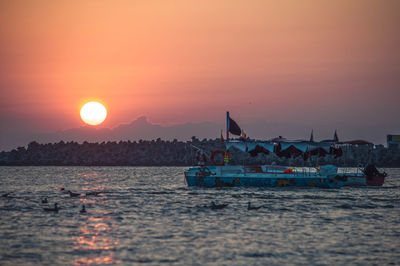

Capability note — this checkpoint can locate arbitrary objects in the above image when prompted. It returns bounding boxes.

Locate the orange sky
[0,0,399,144]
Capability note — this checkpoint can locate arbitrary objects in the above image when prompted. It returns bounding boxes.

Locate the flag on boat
[228,117,242,136]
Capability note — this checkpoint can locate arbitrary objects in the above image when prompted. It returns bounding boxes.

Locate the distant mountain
[30,116,223,145]
[0,116,389,151]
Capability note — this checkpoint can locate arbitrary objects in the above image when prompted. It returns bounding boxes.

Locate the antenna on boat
[226,111,230,141]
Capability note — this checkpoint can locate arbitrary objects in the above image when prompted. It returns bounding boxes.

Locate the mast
[226,111,230,141]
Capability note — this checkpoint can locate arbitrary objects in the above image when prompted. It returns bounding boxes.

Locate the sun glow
[80,101,107,126]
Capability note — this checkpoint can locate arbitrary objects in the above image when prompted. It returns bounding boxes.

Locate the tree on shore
[0,139,399,167]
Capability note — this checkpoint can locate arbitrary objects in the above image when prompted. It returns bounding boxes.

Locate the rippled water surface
[0,167,399,265]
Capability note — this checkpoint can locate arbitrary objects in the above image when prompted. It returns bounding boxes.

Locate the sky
[0,0,399,149]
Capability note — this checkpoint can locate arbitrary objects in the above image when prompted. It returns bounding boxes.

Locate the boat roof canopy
[224,140,359,158]
[225,140,333,152]
[226,142,275,152]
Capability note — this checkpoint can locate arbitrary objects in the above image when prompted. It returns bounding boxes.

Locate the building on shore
[387,135,400,149]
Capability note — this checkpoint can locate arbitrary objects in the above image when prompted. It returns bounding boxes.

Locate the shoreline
[1,139,399,167]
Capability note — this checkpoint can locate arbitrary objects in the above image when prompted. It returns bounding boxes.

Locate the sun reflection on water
[73,215,120,265]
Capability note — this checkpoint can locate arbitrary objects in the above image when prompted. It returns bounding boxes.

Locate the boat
[184,112,386,188]
[339,164,386,187]
[185,164,345,188]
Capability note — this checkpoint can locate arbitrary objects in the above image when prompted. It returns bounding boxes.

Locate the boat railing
[222,169,243,174]
[295,168,323,177]
[219,166,329,177]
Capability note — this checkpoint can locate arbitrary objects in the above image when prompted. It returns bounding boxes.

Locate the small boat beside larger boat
[339,164,387,187]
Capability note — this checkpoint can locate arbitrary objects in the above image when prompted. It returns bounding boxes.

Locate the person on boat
[196,149,206,166]
[284,166,294,174]
[224,151,231,165]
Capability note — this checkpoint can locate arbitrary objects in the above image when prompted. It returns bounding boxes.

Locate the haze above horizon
[1,0,399,150]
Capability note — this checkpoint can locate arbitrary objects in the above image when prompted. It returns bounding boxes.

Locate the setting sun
[80,101,107,126]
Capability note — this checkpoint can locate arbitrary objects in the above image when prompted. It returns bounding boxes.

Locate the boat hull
[184,166,344,189]
[340,174,385,187]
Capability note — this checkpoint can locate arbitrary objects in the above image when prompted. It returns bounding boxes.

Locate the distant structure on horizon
[387,135,400,149]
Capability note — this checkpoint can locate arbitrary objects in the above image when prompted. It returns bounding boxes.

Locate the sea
[0,166,399,265]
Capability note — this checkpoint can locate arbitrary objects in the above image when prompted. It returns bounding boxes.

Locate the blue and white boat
[184,164,345,188]
[184,112,386,188]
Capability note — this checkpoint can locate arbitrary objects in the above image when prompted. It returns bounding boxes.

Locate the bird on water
[86,191,101,196]
[80,204,86,214]
[41,197,48,203]
[247,202,262,210]
[68,191,80,197]
[43,203,59,212]
[211,202,228,210]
